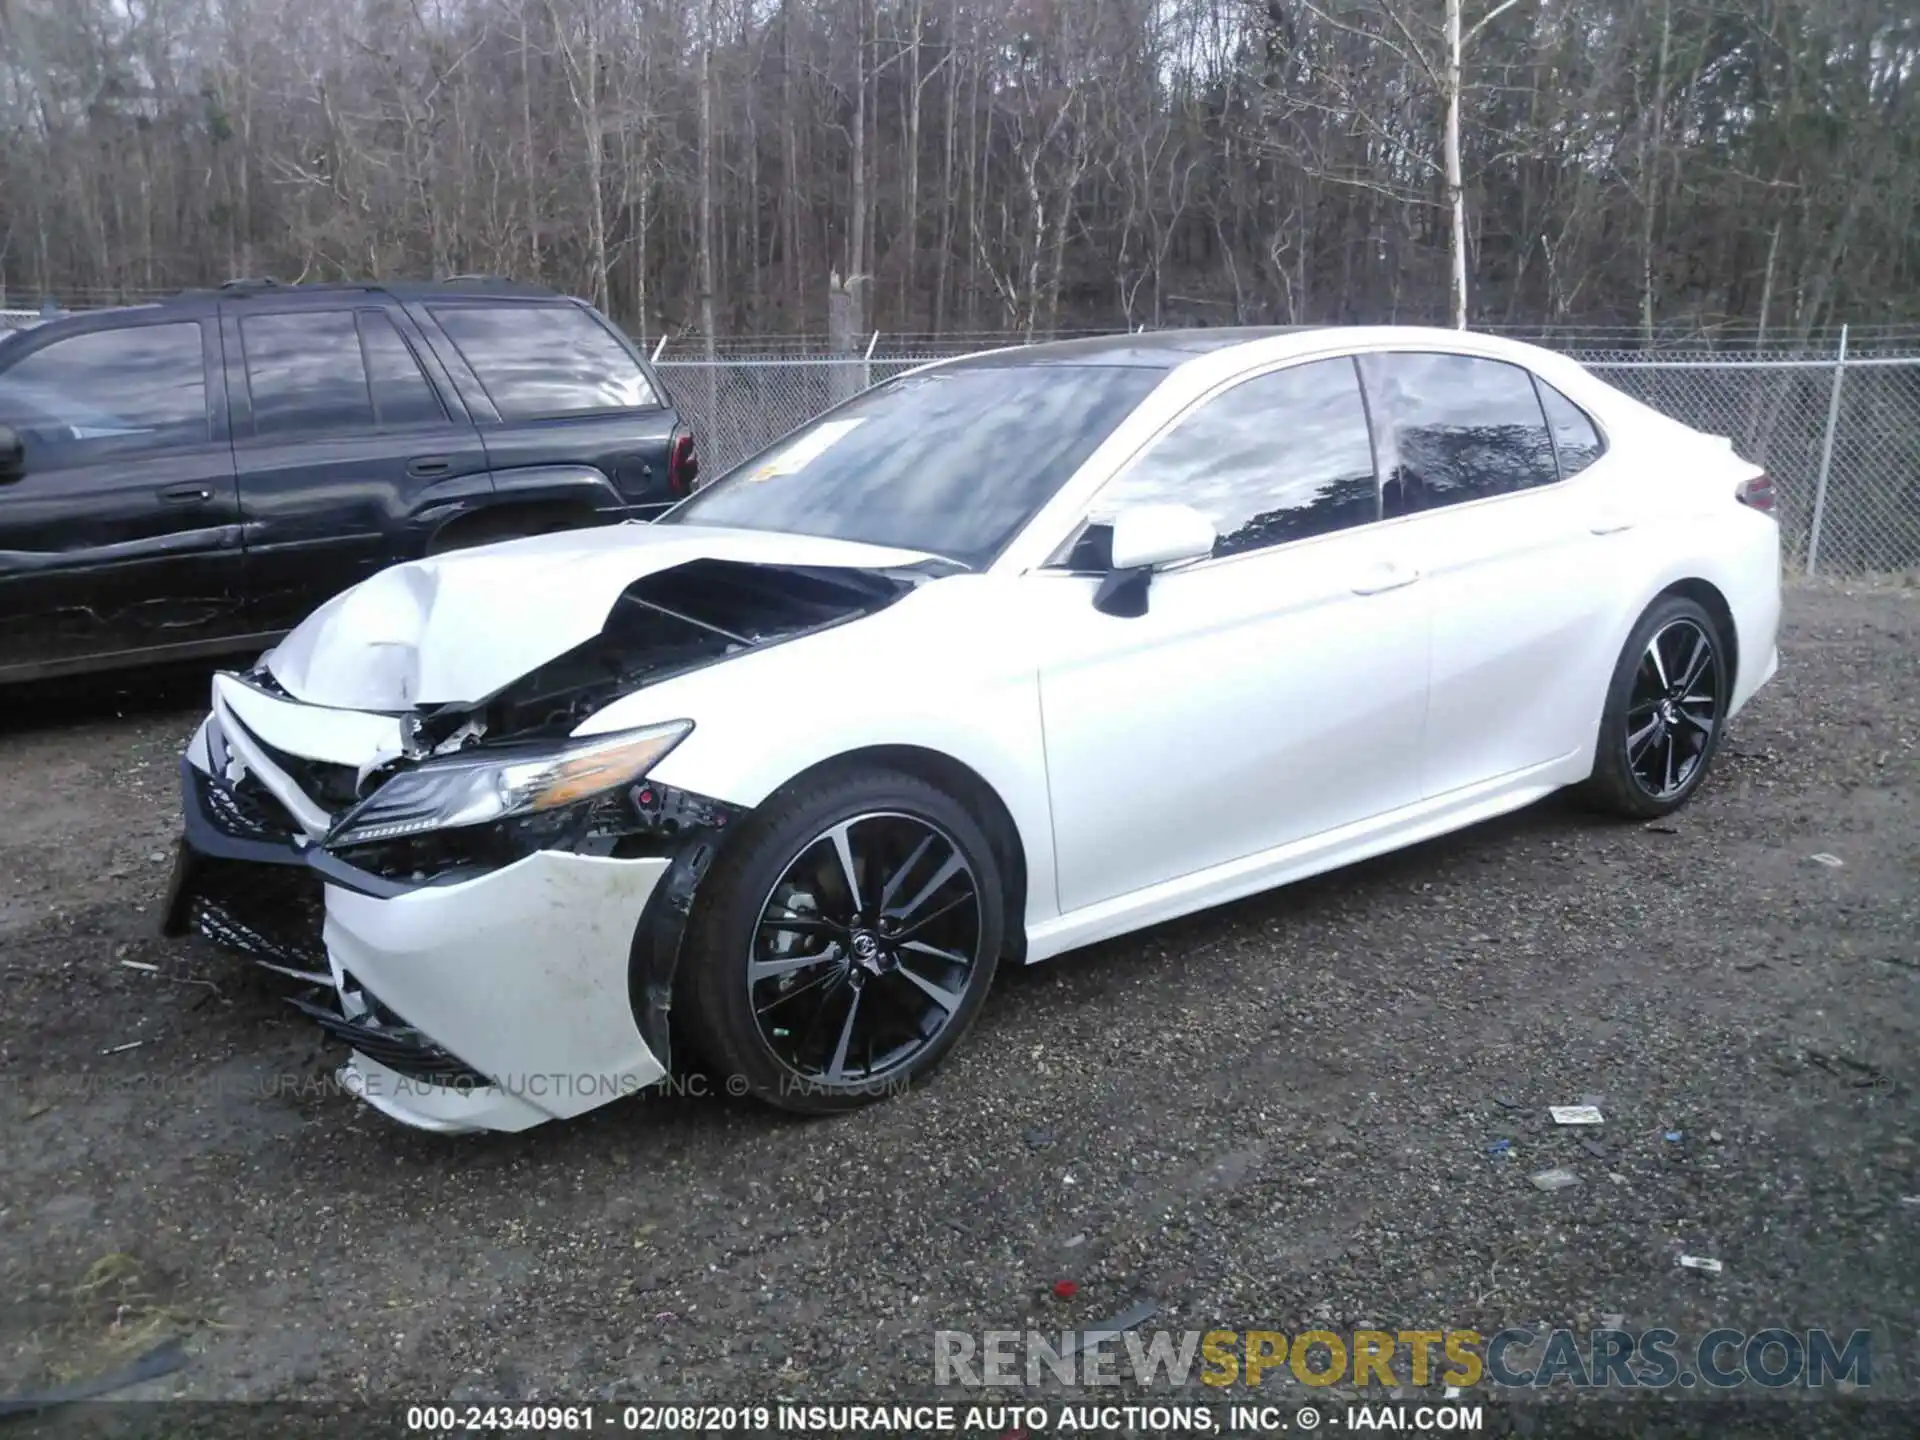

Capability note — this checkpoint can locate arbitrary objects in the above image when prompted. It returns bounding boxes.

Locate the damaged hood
[266,522,941,710]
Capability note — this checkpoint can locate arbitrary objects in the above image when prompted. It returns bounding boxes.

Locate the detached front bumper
[169,709,672,1134]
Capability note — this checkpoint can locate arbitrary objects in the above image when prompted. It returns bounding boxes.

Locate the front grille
[185,856,328,976]
[243,731,361,811]
[199,767,300,844]
[289,995,491,1088]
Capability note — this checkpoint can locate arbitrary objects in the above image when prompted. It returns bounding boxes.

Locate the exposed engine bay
[164,554,934,1104]
[421,558,922,747]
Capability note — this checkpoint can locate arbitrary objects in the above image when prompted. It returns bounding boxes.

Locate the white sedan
[164,326,1781,1133]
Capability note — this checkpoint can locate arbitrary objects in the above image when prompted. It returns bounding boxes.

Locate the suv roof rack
[164,276,558,305]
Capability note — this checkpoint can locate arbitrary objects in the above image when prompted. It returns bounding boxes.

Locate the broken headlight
[324,720,693,848]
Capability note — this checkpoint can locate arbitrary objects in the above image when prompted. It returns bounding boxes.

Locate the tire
[678,766,1005,1114]
[1578,593,1731,819]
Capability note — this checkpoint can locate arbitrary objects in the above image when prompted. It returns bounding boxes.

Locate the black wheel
[678,767,1005,1113]
[1579,594,1730,818]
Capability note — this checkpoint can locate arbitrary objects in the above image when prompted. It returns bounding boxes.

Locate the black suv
[0,279,697,682]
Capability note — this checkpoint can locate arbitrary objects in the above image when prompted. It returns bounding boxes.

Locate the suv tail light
[1735,473,1775,513]
[667,428,700,496]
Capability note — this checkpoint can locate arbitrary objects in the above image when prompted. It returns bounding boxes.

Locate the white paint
[323,852,671,1132]
[264,520,937,709]
[174,324,1784,1133]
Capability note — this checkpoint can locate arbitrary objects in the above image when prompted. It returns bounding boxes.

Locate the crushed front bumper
[167,699,672,1134]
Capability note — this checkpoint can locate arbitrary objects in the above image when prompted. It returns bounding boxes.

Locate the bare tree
[0,0,1911,339]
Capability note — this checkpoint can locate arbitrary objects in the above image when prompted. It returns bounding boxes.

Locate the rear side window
[358,312,445,428]
[0,323,208,461]
[1536,379,1605,478]
[242,311,374,438]
[1359,353,1558,516]
[430,304,658,418]
[1094,357,1379,558]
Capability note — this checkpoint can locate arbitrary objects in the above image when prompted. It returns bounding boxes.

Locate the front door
[1027,356,1430,915]
[0,315,247,678]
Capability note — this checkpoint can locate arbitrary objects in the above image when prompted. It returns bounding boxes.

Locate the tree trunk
[933,47,958,334]
[582,10,609,313]
[698,0,717,359]
[1444,0,1467,329]
[1641,0,1671,345]
[903,2,923,329]
[848,0,868,304]
[521,0,539,273]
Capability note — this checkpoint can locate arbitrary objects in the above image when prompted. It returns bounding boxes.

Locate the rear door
[412,298,684,517]
[224,300,489,632]
[1356,350,1617,798]
[0,314,248,678]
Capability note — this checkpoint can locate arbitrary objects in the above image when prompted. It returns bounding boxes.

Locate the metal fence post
[1806,324,1848,577]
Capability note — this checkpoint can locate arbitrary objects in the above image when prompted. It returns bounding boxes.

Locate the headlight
[325,720,692,848]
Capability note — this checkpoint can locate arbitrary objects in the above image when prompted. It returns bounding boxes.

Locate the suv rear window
[430,304,657,419]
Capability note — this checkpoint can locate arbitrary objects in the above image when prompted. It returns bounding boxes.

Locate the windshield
[662,363,1164,567]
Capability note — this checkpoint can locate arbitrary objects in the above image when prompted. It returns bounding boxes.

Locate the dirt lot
[1,582,1915,1433]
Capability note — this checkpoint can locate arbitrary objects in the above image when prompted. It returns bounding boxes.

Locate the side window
[0,323,207,462]
[1536,378,1605,478]
[429,304,658,419]
[1091,357,1380,560]
[1358,353,1558,517]
[358,312,446,428]
[241,311,374,438]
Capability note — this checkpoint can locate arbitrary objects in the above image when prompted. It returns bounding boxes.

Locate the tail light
[1735,473,1775,513]
[667,428,700,496]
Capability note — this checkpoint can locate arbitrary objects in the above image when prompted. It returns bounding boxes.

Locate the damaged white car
[165,327,1781,1133]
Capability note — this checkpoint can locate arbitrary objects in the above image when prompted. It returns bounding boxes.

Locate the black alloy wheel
[749,811,984,1085]
[676,767,1005,1113]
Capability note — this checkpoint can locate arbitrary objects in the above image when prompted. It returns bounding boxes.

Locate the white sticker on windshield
[744,417,866,482]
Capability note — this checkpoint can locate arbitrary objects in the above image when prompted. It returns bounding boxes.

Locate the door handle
[408,456,452,478]
[1351,561,1421,596]
[158,483,213,505]
[1590,511,1636,535]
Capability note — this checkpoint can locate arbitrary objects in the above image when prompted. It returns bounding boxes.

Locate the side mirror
[1094,503,1216,618]
[0,425,23,483]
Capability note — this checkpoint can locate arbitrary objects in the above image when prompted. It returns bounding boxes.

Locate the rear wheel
[1579,594,1730,818]
[679,767,1004,1113]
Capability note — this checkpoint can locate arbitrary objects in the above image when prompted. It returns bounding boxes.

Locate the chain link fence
[660,335,1920,577]
[3,297,1914,574]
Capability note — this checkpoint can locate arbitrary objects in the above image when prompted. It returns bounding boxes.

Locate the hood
[266,521,942,711]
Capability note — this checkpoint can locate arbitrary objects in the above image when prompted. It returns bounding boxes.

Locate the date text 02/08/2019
[401,1402,1486,1434]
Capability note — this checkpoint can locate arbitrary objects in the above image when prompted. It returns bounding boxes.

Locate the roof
[940,327,1324,370]
[167,278,563,304]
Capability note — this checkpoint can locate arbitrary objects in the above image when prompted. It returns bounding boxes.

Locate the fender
[408,464,639,549]
[577,579,1065,938]
[1573,507,1780,778]
[484,462,628,516]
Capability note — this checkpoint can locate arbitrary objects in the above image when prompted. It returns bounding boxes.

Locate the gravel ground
[1,582,1915,1436]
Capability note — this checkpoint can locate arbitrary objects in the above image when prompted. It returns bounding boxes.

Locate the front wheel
[1579,594,1730,819]
[678,767,1005,1113]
